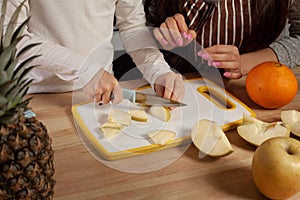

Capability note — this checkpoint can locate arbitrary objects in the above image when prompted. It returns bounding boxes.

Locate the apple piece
[128,109,149,122]
[237,115,290,146]
[281,110,300,137]
[149,106,171,122]
[147,130,175,145]
[291,120,300,137]
[191,119,233,157]
[242,113,265,125]
[100,121,123,129]
[281,110,300,128]
[99,122,123,138]
[108,109,131,126]
[100,127,120,138]
[252,137,300,199]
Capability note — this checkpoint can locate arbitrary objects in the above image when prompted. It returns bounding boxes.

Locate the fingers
[172,76,185,101]
[154,72,185,110]
[111,83,123,104]
[223,69,243,79]
[187,29,197,40]
[165,16,183,46]
[83,69,123,104]
[153,27,174,50]
[154,83,164,98]
[154,14,195,50]
[94,85,113,104]
[199,45,243,79]
[154,72,185,101]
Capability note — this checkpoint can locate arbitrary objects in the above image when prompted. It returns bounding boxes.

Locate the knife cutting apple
[108,88,187,107]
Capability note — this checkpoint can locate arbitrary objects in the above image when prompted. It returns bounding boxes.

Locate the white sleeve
[115,0,172,86]
[5,0,102,90]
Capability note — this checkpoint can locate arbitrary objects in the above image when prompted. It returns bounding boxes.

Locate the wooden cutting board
[72,78,255,160]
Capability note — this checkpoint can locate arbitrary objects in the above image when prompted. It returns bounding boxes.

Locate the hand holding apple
[252,137,300,199]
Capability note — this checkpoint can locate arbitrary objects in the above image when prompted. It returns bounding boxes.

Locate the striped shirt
[183,0,252,49]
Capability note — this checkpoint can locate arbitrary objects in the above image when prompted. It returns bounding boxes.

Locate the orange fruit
[246,61,298,109]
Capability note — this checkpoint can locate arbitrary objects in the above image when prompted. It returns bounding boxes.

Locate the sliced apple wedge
[237,114,290,146]
[108,109,131,126]
[100,121,123,129]
[128,109,149,122]
[281,110,300,137]
[291,121,300,137]
[242,113,265,125]
[99,122,123,138]
[191,119,233,157]
[147,130,175,145]
[281,110,300,128]
[149,106,171,122]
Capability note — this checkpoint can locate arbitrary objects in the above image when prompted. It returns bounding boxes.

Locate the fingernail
[197,51,204,56]
[208,60,213,66]
[182,32,188,39]
[223,72,232,77]
[201,54,210,60]
[176,38,183,46]
[187,34,193,40]
[161,38,168,45]
[169,40,177,47]
[212,62,221,67]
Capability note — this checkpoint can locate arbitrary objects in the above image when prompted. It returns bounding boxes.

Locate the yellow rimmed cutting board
[72,78,255,160]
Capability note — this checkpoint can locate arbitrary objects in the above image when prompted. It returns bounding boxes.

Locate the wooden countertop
[28,67,300,200]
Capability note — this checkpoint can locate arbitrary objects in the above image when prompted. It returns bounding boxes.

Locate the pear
[291,122,300,137]
[191,120,233,157]
[108,109,131,126]
[149,106,171,122]
[281,110,300,127]
[148,130,175,145]
[100,109,131,138]
[237,114,290,146]
[128,109,149,122]
[281,110,300,137]
[99,121,123,138]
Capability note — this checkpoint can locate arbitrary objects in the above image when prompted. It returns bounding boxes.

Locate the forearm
[116,0,172,85]
[240,48,278,75]
[268,0,300,68]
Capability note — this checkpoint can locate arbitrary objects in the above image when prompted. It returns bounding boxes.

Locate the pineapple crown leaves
[0,0,41,124]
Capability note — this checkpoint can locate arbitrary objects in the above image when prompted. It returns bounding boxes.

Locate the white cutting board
[72,78,255,160]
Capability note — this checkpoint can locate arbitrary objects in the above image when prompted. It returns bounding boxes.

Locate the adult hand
[153,14,196,50]
[154,72,185,108]
[83,68,123,104]
[200,45,243,79]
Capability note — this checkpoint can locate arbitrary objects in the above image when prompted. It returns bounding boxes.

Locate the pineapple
[0,0,56,199]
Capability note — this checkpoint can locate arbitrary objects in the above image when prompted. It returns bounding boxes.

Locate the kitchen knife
[122,88,187,107]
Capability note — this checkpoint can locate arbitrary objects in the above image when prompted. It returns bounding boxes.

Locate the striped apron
[183,0,252,50]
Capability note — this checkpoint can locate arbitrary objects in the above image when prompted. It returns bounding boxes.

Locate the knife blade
[122,88,187,107]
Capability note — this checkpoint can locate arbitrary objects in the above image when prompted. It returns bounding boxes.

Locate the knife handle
[122,88,136,103]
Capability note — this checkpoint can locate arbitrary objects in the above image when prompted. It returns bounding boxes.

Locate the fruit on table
[191,120,233,157]
[281,110,300,137]
[237,114,290,146]
[149,106,171,122]
[252,137,300,199]
[99,109,131,138]
[108,109,131,126]
[0,1,55,199]
[147,130,176,145]
[246,61,298,109]
[128,109,149,122]
[99,122,123,138]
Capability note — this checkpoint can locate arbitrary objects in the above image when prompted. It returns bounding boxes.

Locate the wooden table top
[28,67,300,200]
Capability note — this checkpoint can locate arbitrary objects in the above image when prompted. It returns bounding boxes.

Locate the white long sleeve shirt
[4,0,171,93]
